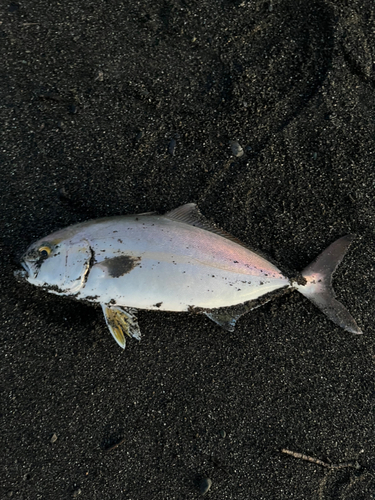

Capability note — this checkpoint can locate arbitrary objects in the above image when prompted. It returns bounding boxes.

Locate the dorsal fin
[165,203,247,248]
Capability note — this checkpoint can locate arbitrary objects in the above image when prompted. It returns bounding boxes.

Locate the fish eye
[38,245,52,258]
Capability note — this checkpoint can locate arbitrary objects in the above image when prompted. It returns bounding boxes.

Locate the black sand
[2,1,375,498]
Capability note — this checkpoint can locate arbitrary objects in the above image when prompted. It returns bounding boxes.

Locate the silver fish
[17,203,362,348]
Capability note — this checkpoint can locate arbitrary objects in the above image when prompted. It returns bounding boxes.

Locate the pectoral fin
[101,304,141,349]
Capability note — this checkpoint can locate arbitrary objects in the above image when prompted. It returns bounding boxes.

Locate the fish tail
[294,235,362,334]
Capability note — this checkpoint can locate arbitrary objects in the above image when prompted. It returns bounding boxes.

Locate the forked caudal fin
[294,235,362,334]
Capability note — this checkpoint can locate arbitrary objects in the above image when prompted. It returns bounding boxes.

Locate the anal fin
[101,304,141,349]
[204,310,243,332]
[203,287,290,331]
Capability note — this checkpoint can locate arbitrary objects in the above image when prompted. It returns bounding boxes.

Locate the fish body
[18,204,362,348]
[75,216,289,311]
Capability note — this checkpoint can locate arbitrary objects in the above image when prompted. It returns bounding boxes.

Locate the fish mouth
[14,260,32,281]
[21,261,29,275]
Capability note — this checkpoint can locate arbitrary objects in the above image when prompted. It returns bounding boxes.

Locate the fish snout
[14,260,32,281]
[14,268,28,281]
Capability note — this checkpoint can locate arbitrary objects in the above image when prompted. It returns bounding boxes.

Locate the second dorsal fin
[165,203,247,248]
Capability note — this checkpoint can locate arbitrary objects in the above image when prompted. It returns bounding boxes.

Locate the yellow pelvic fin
[101,304,141,349]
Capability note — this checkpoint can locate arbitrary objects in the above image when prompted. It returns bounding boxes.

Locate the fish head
[18,231,93,296]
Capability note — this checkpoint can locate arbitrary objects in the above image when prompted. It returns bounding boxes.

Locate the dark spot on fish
[85,295,99,300]
[113,230,118,233]
[118,239,123,243]
[102,255,141,277]
[82,247,96,285]
[260,281,264,285]
[154,302,163,308]
[234,261,238,263]
[109,299,117,305]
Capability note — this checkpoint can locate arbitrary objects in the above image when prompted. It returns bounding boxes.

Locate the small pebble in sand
[199,477,212,495]
[95,70,104,81]
[230,140,244,157]
[168,138,177,155]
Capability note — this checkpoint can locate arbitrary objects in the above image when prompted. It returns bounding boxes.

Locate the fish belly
[82,260,289,311]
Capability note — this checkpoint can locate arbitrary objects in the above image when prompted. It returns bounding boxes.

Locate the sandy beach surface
[2,1,375,498]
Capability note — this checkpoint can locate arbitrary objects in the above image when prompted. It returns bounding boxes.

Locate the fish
[16,203,362,348]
